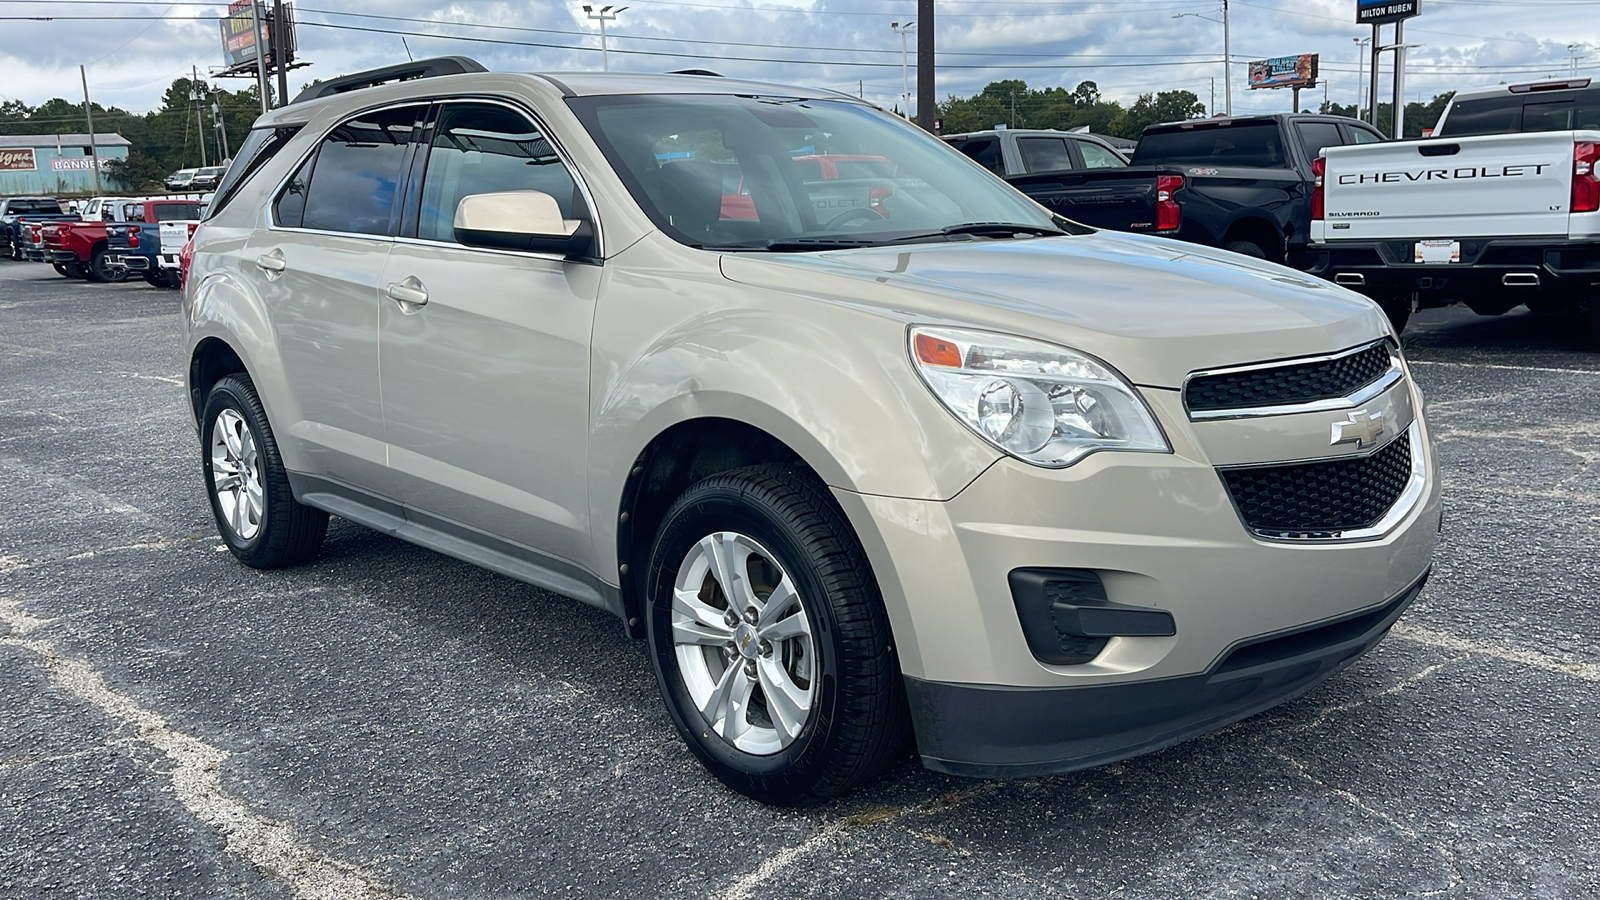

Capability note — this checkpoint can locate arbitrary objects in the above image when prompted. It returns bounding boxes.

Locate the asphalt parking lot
[1,260,1596,899]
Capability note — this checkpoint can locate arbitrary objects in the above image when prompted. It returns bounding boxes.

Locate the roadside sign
[1357,0,1420,24]
[0,148,37,171]
[219,0,271,69]
[1248,55,1319,90]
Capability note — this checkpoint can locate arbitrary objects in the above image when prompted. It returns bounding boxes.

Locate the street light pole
[582,5,627,72]
[891,21,915,119]
[251,0,269,113]
[1354,36,1371,121]
[1174,5,1230,115]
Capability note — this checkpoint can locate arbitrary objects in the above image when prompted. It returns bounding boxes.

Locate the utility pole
[192,66,209,167]
[1570,44,1586,77]
[1354,36,1370,121]
[274,0,289,110]
[213,94,230,160]
[889,21,915,120]
[916,0,934,132]
[1210,77,1215,116]
[80,65,102,195]
[582,5,626,72]
[251,0,269,113]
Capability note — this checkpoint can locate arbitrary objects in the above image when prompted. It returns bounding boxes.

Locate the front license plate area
[1414,239,1461,264]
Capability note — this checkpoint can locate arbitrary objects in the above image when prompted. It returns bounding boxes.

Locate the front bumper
[832,371,1439,777]
[1303,236,1600,306]
[908,571,1426,777]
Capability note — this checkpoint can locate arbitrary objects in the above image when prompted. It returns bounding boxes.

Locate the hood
[719,230,1389,388]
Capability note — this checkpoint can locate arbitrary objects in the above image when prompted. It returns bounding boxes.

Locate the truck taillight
[1311,157,1326,221]
[127,226,139,249]
[179,237,195,288]
[1574,142,1600,213]
[1155,174,1183,232]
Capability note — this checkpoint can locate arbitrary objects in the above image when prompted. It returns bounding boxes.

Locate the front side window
[281,105,423,235]
[569,95,1059,250]
[1018,137,1075,173]
[415,103,582,244]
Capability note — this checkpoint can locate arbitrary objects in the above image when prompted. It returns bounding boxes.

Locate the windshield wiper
[939,222,1066,238]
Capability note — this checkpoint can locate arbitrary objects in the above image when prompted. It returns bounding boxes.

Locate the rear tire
[645,465,909,805]
[1223,240,1267,260]
[89,248,128,283]
[52,263,73,278]
[201,374,328,568]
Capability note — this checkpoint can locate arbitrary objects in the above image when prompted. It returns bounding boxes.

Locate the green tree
[1115,91,1205,139]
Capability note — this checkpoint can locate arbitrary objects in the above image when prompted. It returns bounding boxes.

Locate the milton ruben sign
[1358,0,1420,24]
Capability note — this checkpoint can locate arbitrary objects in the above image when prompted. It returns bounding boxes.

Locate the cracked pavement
[1,261,1597,898]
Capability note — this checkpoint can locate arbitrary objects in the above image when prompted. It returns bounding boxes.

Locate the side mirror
[453,191,593,257]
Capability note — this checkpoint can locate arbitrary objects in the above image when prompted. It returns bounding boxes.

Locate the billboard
[0,148,37,172]
[1248,55,1319,90]
[1358,0,1420,24]
[220,0,271,69]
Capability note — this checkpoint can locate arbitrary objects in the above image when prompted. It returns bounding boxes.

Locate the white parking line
[1410,360,1600,377]
[0,598,412,900]
[1392,623,1600,682]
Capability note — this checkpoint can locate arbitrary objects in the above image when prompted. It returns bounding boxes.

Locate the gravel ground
[1,261,1595,899]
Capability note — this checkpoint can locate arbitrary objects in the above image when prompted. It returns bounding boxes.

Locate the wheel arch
[1220,215,1287,263]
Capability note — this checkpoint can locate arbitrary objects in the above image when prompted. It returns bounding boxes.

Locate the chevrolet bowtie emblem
[1331,409,1386,449]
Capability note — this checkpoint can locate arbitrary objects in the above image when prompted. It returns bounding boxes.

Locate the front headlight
[909,326,1170,467]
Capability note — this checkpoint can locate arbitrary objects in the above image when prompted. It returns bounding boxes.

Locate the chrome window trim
[1182,339,1401,421]
[264,95,605,259]
[1217,421,1426,544]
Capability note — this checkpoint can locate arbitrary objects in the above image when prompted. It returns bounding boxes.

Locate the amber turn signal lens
[914,332,962,367]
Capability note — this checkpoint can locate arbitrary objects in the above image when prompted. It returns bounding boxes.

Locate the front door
[378,101,600,568]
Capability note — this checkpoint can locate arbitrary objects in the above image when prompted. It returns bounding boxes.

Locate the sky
[1,0,1597,121]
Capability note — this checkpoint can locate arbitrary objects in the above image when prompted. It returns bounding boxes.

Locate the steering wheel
[823,207,884,229]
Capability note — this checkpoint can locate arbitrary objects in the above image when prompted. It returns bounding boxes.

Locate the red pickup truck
[44,198,203,282]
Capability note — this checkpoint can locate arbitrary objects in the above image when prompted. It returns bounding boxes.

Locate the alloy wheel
[209,408,265,541]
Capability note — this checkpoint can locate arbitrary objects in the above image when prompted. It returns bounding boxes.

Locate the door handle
[255,248,287,273]
[384,276,429,308]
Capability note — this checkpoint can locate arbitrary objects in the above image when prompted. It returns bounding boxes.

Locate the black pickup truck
[949,115,1385,266]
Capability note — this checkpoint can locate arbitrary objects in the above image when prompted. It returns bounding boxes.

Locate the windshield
[567,94,1062,249]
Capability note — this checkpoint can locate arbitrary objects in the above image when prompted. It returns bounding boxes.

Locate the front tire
[201,374,328,568]
[645,465,908,804]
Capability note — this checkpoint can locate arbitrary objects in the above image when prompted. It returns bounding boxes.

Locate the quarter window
[415,104,582,244]
[282,105,423,235]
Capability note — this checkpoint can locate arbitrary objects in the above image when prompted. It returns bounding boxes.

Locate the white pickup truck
[1307,77,1600,341]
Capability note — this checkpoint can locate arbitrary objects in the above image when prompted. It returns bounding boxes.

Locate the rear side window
[948,138,1005,175]
[1295,122,1344,161]
[284,105,424,236]
[1079,141,1126,169]
[414,103,581,244]
[1018,137,1075,173]
[1133,123,1287,168]
[1347,127,1383,144]
[207,125,302,220]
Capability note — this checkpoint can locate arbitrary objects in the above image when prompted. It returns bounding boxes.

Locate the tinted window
[1295,122,1344,161]
[948,137,1005,175]
[295,105,422,235]
[6,199,62,214]
[1078,141,1126,169]
[1347,127,1383,144]
[415,104,581,243]
[1018,137,1075,173]
[153,203,202,222]
[1438,96,1521,136]
[1133,122,1287,168]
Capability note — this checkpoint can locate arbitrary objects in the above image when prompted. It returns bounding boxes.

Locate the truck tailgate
[1006,166,1172,233]
[1321,132,1591,239]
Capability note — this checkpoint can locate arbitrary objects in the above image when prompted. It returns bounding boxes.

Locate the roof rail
[668,68,724,77]
[291,56,488,105]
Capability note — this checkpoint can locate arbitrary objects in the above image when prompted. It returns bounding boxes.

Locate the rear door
[1321,132,1576,239]
[243,103,426,490]
[377,99,600,567]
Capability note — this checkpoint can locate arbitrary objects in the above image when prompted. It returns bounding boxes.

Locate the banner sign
[1248,54,1319,90]
[1357,0,1420,24]
[0,148,37,171]
[220,0,271,68]
[50,157,112,171]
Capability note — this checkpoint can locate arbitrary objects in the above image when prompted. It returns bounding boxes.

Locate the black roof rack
[668,69,724,77]
[291,56,487,105]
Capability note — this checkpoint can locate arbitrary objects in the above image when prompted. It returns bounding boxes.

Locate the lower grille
[1222,432,1414,539]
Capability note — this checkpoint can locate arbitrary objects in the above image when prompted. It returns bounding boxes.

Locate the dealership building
[0,134,131,196]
